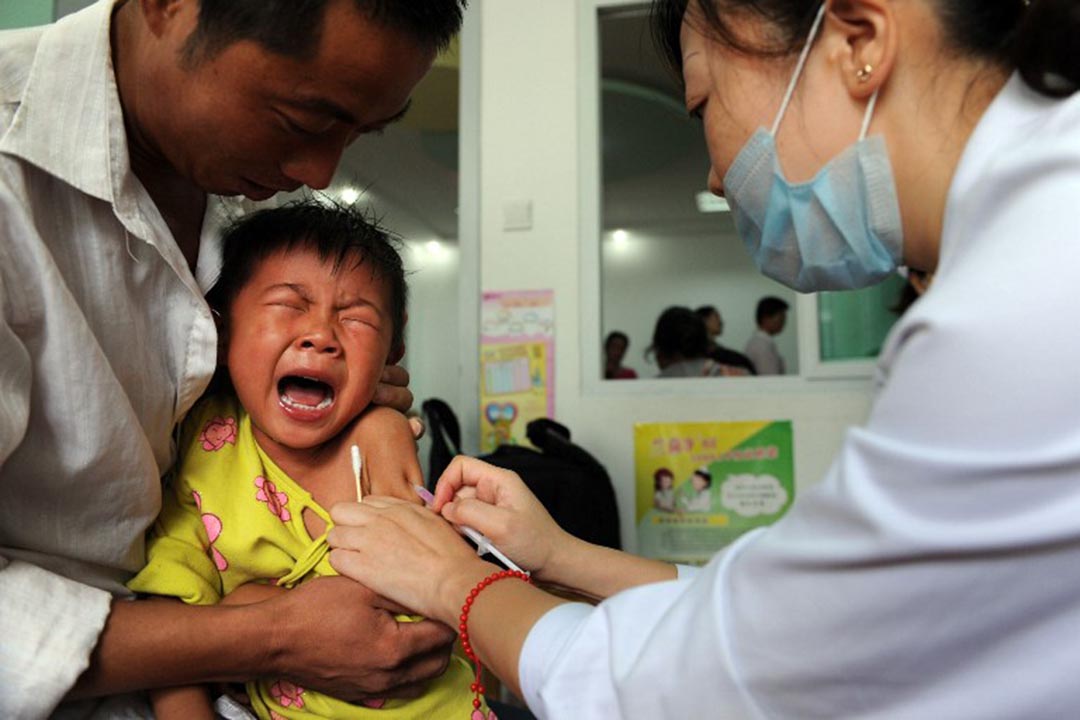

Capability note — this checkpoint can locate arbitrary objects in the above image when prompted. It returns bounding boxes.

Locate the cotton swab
[351,445,363,502]
[413,485,526,574]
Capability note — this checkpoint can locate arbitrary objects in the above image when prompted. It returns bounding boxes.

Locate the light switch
[503,199,533,231]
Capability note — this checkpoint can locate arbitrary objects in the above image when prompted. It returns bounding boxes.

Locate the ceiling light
[696,191,729,213]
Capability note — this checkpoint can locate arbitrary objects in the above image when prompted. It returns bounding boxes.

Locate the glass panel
[817,274,906,361]
[598,5,799,380]
[0,1,51,28]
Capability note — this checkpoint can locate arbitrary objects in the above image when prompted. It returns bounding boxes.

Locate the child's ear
[387,343,405,366]
[211,308,228,367]
[387,310,408,365]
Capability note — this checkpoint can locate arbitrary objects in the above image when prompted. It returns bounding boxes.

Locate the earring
[855,64,873,83]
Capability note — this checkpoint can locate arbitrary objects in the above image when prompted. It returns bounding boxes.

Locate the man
[744,296,789,375]
[0,1,464,716]
[694,305,756,375]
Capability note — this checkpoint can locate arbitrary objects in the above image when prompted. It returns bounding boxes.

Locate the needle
[413,485,526,574]
[351,445,363,502]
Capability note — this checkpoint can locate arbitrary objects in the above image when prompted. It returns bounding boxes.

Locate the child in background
[128,201,487,720]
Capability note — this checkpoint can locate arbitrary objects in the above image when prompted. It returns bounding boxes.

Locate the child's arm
[345,405,425,504]
[149,685,216,720]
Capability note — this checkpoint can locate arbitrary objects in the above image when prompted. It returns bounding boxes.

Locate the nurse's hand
[327,498,495,626]
[431,456,576,581]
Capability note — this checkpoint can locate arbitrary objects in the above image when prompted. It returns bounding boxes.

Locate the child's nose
[296,325,341,355]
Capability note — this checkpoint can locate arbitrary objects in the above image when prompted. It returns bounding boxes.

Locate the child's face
[692,474,708,492]
[226,246,396,451]
[659,473,673,490]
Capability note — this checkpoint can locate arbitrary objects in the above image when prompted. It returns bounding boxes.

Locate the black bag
[421,400,621,550]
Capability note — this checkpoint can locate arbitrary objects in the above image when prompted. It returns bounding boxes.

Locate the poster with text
[634,421,794,564]
[479,290,555,452]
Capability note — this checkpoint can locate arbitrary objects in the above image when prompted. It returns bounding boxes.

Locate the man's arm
[72,577,455,702]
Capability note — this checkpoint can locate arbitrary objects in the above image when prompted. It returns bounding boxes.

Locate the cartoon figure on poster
[679,467,713,513]
[634,421,795,564]
[484,402,518,449]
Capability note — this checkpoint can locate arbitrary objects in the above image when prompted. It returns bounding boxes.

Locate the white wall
[401,241,461,407]
[476,0,875,551]
[601,227,800,378]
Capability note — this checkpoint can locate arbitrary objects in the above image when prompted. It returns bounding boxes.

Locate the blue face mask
[723,4,903,293]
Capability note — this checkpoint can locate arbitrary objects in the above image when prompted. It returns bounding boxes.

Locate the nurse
[328,0,1080,717]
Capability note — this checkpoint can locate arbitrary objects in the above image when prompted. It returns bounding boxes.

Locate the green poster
[634,421,794,564]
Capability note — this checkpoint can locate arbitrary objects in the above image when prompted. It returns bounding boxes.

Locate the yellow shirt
[129,395,483,719]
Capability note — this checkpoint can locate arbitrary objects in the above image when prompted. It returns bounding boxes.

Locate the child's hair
[207,199,408,352]
[654,467,674,489]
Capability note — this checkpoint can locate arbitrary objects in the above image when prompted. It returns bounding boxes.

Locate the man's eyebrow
[289,98,413,130]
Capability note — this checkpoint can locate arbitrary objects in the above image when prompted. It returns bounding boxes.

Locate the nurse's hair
[651,0,1080,99]
[183,0,466,64]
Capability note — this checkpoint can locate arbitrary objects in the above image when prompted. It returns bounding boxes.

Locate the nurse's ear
[826,0,897,100]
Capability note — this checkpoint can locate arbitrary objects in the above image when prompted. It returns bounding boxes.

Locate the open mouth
[278,376,335,412]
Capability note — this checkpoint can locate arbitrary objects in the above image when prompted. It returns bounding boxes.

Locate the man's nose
[281,135,349,190]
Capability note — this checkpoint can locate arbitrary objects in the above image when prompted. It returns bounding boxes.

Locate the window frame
[577,0,879,398]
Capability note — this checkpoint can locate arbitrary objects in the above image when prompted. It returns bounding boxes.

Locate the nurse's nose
[707,166,723,198]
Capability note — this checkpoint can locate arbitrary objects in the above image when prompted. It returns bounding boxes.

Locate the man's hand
[269,576,455,701]
[371,364,413,414]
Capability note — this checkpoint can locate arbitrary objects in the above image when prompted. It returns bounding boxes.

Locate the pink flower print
[200,416,237,451]
[192,490,228,571]
[269,680,305,710]
[472,710,498,720]
[254,476,291,522]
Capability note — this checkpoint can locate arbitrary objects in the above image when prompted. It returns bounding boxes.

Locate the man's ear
[826,0,897,100]
[138,0,194,39]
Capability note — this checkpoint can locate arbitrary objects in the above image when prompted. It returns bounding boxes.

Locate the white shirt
[0,3,243,717]
[744,329,784,375]
[519,74,1080,719]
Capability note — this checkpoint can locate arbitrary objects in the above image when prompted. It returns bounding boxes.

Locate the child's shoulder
[180,394,246,449]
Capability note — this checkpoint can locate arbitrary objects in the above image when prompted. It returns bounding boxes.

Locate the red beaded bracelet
[459,569,532,713]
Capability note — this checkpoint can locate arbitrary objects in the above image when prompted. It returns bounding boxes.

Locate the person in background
[323,0,1080,717]
[603,330,638,379]
[0,1,465,717]
[744,296,789,375]
[650,306,743,377]
[695,305,756,374]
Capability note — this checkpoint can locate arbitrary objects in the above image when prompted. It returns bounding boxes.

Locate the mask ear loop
[858,90,879,140]
[770,3,828,136]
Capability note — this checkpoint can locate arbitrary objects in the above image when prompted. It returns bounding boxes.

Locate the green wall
[0,1,52,30]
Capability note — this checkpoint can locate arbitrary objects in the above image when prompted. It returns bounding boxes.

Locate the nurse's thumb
[443,497,512,541]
